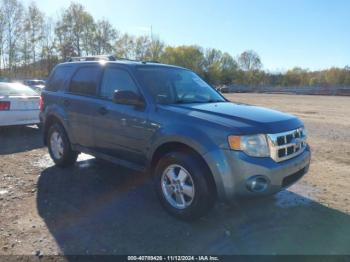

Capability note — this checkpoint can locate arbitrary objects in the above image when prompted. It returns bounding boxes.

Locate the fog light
[246,176,269,192]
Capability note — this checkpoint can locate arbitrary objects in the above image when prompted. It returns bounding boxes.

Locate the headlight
[228,134,270,157]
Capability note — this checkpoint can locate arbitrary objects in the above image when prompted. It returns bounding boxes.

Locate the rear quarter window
[69,66,101,96]
[46,66,72,92]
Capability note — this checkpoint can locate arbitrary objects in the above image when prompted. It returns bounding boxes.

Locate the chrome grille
[267,128,307,162]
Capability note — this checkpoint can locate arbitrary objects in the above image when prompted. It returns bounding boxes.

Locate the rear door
[65,65,102,148]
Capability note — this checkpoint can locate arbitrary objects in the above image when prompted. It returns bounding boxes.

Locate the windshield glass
[0,83,39,96]
[136,66,225,104]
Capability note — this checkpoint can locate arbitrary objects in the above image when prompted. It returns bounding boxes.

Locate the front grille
[267,128,307,162]
[282,167,306,187]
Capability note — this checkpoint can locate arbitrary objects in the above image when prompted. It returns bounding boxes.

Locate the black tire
[47,123,78,167]
[154,151,216,221]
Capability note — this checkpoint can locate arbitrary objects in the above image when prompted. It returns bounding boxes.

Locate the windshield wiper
[206,99,225,103]
[175,100,225,104]
[174,100,197,104]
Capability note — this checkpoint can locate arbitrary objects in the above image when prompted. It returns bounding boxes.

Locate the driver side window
[100,67,139,99]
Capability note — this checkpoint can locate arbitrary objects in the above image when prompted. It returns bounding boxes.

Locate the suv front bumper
[203,145,311,202]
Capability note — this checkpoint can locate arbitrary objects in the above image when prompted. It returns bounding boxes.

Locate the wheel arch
[150,141,218,198]
[43,113,69,146]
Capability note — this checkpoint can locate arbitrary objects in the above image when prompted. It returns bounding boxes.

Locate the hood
[163,102,303,134]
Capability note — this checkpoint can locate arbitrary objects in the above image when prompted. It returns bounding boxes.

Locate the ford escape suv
[40,56,311,220]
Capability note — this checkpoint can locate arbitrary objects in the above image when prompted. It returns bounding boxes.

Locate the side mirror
[113,90,145,107]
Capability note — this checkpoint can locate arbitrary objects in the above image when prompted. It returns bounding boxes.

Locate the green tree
[55,2,95,58]
[309,77,320,86]
[203,48,222,85]
[344,74,350,86]
[161,45,205,75]
[283,67,309,86]
[325,67,345,86]
[219,52,238,85]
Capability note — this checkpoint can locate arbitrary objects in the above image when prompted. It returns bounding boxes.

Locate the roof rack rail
[67,55,116,62]
[115,57,141,62]
[66,55,161,64]
[142,60,160,64]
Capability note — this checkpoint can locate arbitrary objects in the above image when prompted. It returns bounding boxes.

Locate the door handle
[98,106,108,115]
[63,99,70,107]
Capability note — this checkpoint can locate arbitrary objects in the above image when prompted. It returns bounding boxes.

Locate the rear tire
[154,151,216,221]
[47,123,78,167]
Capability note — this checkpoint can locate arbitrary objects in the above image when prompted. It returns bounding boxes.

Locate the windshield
[0,83,39,96]
[136,66,226,104]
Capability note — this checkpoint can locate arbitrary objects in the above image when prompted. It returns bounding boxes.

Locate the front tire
[154,151,216,221]
[47,123,78,167]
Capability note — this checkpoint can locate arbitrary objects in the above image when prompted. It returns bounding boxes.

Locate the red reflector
[39,96,44,112]
[0,101,10,110]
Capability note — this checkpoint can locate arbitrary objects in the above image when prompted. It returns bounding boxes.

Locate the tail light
[0,101,10,111]
[39,96,44,112]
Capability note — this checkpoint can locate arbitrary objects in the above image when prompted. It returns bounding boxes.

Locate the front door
[93,65,154,165]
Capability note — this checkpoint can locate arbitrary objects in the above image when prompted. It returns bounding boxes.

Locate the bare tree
[204,48,222,68]
[114,33,136,59]
[2,0,23,72]
[20,18,30,72]
[114,34,164,61]
[238,50,262,71]
[0,6,6,70]
[26,1,44,65]
[94,19,118,55]
[134,35,151,60]
[148,38,164,61]
[55,19,73,60]
[40,18,57,75]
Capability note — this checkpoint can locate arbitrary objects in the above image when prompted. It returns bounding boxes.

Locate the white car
[0,83,41,127]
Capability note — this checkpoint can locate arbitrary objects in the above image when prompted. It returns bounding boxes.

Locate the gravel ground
[0,93,349,257]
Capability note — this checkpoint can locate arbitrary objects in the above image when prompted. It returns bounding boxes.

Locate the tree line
[0,0,349,88]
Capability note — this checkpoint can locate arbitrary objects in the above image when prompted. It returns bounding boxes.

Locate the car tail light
[39,96,44,112]
[0,101,10,110]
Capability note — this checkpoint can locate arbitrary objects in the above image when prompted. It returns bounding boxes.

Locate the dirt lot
[0,93,350,256]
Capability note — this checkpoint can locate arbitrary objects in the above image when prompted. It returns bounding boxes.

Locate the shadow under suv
[40,56,311,220]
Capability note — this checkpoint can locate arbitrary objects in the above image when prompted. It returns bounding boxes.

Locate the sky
[22,0,350,72]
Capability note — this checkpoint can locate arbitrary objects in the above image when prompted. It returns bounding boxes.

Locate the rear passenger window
[69,67,101,96]
[100,67,139,99]
[47,66,72,91]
